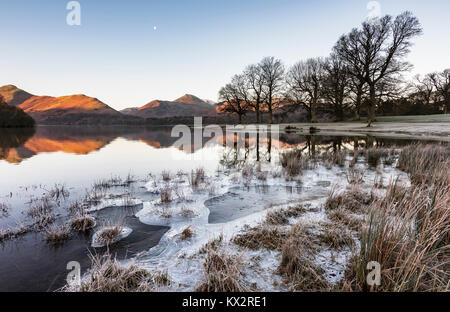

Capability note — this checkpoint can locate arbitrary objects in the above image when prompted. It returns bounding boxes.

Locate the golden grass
[233,225,287,250]
[342,145,450,291]
[280,149,307,176]
[180,226,193,240]
[265,205,306,225]
[318,222,355,249]
[45,224,71,245]
[325,185,373,212]
[196,249,248,292]
[71,215,96,232]
[278,223,330,291]
[74,254,151,292]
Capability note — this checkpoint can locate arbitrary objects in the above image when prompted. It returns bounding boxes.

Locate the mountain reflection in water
[0,125,429,165]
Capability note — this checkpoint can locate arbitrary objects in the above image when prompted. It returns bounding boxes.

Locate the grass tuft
[180,226,194,240]
[278,223,330,291]
[233,225,286,250]
[71,215,96,232]
[196,249,248,292]
[45,224,71,245]
[265,205,306,225]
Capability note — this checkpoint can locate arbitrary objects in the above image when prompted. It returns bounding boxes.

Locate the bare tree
[413,74,435,106]
[334,11,422,126]
[260,56,285,124]
[244,64,266,124]
[218,75,250,124]
[323,54,350,121]
[284,58,326,123]
[348,75,368,120]
[429,69,450,113]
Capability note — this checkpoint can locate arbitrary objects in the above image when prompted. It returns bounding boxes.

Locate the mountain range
[0,85,218,125]
[120,94,217,118]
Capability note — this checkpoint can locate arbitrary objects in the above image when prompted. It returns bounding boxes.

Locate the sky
[1,0,449,110]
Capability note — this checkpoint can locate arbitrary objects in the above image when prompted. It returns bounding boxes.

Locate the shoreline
[280,121,450,141]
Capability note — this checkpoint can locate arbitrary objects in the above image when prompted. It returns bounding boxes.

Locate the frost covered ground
[83,150,411,291]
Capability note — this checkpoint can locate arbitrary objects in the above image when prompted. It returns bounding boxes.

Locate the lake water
[0,125,443,291]
[1,125,435,198]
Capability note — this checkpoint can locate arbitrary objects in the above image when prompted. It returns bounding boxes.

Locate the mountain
[19,94,119,116]
[0,85,143,125]
[0,85,218,124]
[173,94,208,106]
[0,85,34,106]
[121,94,217,118]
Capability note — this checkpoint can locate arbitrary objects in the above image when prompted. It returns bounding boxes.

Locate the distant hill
[173,94,209,106]
[0,85,231,124]
[121,94,217,118]
[0,94,35,128]
[18,94,120,120]
[0,85,34,106]
[0,85,144,125]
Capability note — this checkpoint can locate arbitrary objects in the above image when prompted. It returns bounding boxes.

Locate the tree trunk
[335,102,343,121]
[355,86,363,120]
[238,114,242,124]
[269,106,273,124]
[310,135,316,155]
[267,89,274,124]
[367,85,376,127]
[311,99,317,123]
[311,88,318,123]
[255,104,260,124]
[355,108,360,120]
[255,100,261,124]
[306,108,312,123]
[256,132,260,162]
[355,90,362,120]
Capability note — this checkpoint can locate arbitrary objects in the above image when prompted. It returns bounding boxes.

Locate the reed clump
[342,145,450,291]
[265,205,306,225]
[180,226,194,240]
[74,254,151,292]
[190,167,205,188]
[196,249,248,292]
[71,214,96,232]
[317,222,355,249]
[278,223,329,291]
[27,196,55,228]
[325,185,373,212]
[95,220,125,246]
[233,225,286,251]
[280,149,308,176]
[397,144,449,185]
[45,224,71,245]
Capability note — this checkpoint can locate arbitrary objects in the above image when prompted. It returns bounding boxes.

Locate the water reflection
[0,128,35,163]
[0,126,444,165]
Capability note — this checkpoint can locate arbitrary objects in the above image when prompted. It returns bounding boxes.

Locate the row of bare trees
[218,56,285,124]
[218,11,448,126]
[412,70,450,114]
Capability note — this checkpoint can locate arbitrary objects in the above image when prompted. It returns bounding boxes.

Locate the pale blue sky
[1,0,449,110]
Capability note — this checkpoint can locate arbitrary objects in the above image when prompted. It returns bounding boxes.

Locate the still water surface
[0,125,442,291]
